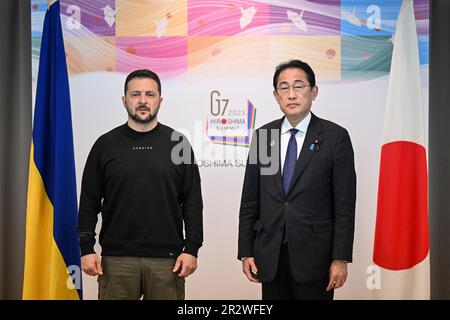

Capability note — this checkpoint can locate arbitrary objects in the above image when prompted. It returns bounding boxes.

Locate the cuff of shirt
[183,241,201,257]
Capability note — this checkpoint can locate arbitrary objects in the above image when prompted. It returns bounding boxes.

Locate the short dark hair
[124,69,161,96]
[273,59,316,90]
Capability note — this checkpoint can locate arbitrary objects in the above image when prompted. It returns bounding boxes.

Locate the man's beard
[126,104,159,124]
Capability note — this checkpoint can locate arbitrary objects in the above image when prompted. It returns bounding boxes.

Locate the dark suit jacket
[238,113,356,283]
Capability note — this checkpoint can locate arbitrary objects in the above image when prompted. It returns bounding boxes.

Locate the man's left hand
[172,253,197,278]
[326,260,348,291]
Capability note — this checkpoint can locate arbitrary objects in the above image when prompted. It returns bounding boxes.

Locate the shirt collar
[281,112,311,135]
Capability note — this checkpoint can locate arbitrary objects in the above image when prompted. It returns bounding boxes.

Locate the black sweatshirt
[77,123,203,258]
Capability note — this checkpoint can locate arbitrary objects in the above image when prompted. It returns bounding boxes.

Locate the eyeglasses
[276,83,311,96]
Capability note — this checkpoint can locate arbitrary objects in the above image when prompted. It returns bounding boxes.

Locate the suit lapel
[268,118,284,197]
[286,113,323,196]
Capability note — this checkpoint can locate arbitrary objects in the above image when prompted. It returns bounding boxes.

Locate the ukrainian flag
[23,0,82,300]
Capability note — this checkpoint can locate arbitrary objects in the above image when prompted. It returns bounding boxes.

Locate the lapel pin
[309,139,320,152]
[270,140,275,147]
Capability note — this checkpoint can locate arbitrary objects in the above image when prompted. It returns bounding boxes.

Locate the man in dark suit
[238,60,356,300]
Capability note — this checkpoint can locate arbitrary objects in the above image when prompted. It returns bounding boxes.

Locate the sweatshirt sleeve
[77,140,104,257]
[179,142,203,257]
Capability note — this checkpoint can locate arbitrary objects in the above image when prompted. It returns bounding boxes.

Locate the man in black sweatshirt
[77,69,203,300]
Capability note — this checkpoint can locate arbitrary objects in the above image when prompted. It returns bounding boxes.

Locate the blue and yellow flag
[23,0,82,300]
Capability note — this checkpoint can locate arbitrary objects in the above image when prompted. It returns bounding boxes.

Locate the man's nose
[288,88,297,99]
[138,95,147,104]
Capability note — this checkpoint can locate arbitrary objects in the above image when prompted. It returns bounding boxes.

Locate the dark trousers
[262,244,334,300]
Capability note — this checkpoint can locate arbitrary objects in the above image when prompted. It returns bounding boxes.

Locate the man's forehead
[128,79,158,90]
[278,68,308,81]
[128,78,157,86]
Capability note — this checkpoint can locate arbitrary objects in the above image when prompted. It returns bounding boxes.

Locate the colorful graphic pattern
[31,0,429,81]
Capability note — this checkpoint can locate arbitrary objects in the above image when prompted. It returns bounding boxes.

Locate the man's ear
[122,96,126,108]
[311,86,318,100]
[273,90,279,103]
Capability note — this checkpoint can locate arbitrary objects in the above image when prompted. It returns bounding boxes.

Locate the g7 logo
[210,90,229,116]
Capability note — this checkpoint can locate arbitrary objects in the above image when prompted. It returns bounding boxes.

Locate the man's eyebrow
[278,80,307,85]
[130,90,156,93]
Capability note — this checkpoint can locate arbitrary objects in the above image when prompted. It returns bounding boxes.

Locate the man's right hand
[81,253,103,276]
[242,257,260,283]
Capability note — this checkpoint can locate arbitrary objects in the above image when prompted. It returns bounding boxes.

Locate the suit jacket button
[284,202,289,207]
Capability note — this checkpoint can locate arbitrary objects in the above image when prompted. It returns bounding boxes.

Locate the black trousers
[262,244,334,300]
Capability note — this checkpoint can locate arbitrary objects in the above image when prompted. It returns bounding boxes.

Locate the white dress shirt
[280,112,311,175]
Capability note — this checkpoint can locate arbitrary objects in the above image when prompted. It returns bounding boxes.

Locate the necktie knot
[290,128,299,137]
